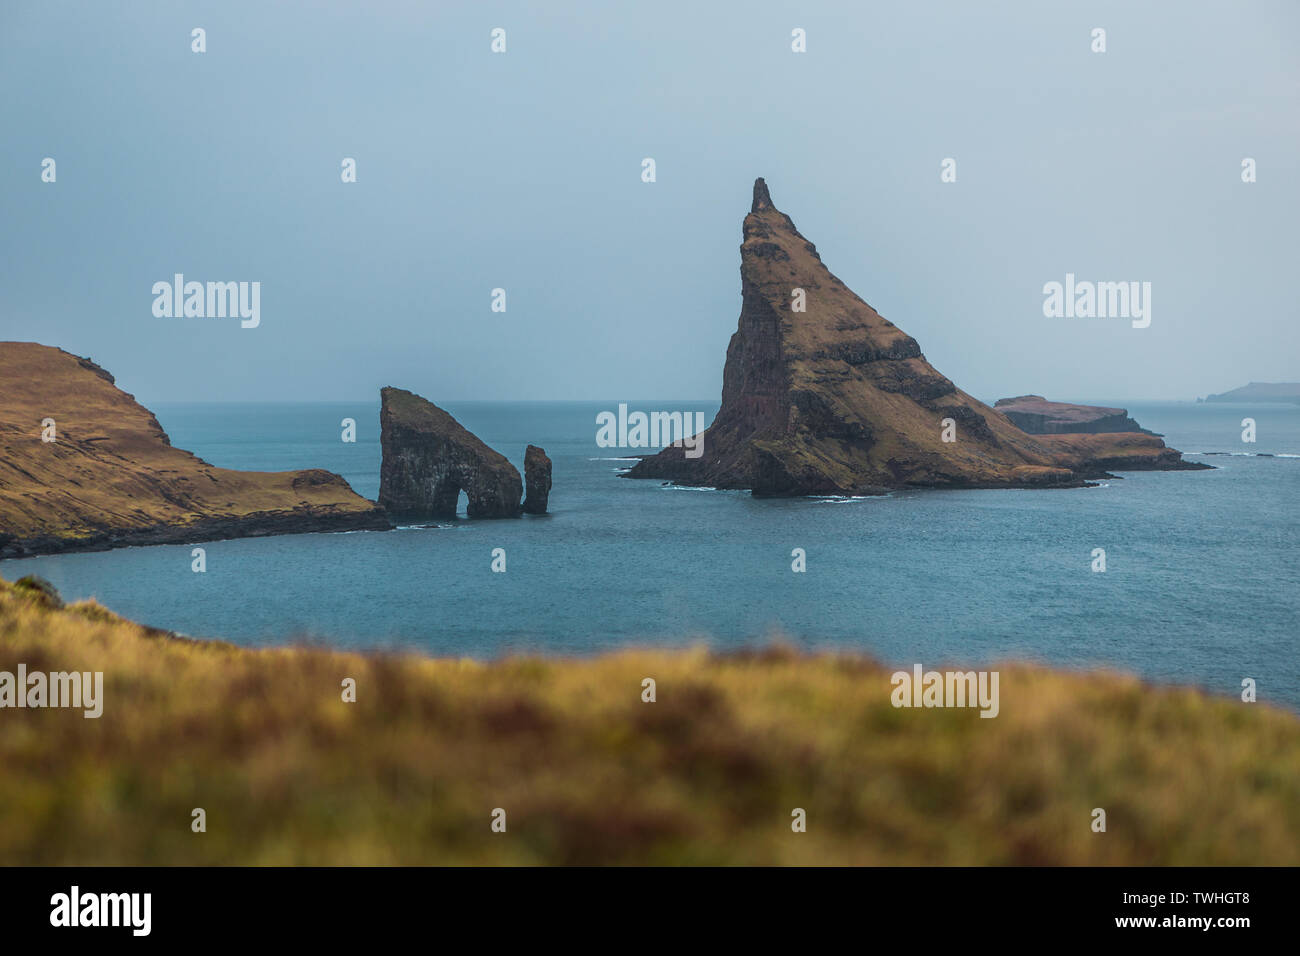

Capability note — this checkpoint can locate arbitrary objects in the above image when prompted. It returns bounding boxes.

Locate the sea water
[4,400,1297,708]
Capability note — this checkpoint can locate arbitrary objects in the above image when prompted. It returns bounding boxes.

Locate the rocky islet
[626,179,1207,495]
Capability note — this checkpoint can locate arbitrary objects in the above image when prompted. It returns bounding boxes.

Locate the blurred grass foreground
[1,573,1298,865]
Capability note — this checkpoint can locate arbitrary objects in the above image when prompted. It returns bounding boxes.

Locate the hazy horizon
[3,1,1297,406]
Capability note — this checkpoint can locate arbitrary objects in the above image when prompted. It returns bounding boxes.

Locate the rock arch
[378,387,522,519]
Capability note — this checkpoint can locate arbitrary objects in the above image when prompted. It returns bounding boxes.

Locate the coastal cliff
[626,179,1205,494]
[0,342,388,558]
[378,387,523,519]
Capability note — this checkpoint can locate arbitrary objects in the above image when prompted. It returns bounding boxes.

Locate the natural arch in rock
[378,387,523,519]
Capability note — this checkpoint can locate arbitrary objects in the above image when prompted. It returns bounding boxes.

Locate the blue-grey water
[4,400,1298,708]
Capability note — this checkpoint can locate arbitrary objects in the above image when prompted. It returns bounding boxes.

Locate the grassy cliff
[0,342,387,558]
[1,574,1297,865]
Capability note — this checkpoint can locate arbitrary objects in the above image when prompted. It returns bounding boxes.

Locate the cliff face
[378,387,523,519]
[626,180,1205,494]
[0,342,388,558]
[994,395,1156,436]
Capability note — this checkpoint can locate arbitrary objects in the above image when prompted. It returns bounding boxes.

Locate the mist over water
[4,399,1297,709]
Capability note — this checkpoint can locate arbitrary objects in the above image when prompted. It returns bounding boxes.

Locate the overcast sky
[2,1,1297,405]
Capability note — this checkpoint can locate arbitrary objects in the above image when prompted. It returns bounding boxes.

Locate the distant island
[1200,382,1300,404]
[992,395,1158,436]
[627,179,1207,495]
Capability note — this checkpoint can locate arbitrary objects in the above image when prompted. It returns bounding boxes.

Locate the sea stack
[626,179,1205,494]
[378,387,523,519]
[0,342,388,558]
[522,445,552,515]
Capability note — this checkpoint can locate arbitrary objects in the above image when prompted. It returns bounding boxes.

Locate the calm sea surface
[4,400,1297,707]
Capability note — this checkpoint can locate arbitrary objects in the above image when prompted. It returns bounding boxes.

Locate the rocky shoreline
[0,507,390,561]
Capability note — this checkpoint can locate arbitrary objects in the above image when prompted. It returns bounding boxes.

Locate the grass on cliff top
[1,575,1298,865]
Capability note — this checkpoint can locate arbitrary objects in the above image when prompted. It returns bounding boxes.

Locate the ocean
[4,399,1297,709]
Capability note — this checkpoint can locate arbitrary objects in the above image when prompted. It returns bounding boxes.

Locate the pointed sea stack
[378,387,523,519]
[522,445,552,514]
[626,179,1205,494]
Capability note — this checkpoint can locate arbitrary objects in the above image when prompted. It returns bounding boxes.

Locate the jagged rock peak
[625,179,1206,495]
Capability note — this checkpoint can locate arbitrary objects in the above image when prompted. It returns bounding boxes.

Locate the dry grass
[1,574,1297,865]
